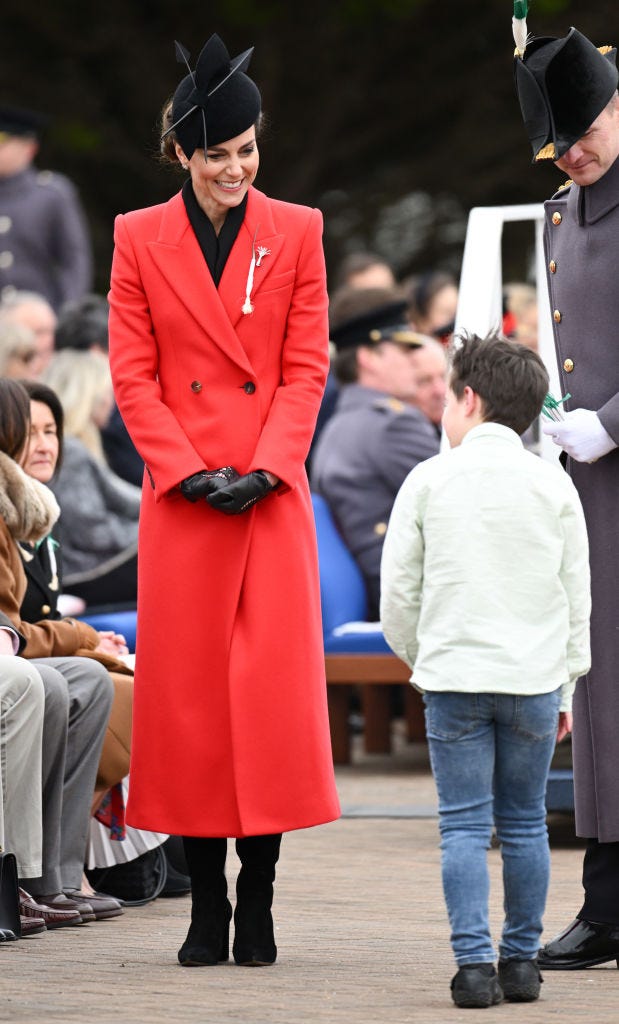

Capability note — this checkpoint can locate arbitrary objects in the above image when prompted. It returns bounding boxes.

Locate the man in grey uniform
[514,26,619,968]
[311,299,443,618]
[0,105,92,311]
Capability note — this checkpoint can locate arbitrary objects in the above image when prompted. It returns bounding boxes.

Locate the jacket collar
[461,422,523,447]
[147,187,284,372]
[569,153,619,226]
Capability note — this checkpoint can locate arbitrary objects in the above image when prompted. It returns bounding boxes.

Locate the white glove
[542,408,618,462]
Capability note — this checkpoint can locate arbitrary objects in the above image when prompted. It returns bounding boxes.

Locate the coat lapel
[218,188,285,330]
[147,193,254,374]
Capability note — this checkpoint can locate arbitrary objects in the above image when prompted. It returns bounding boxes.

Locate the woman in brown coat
[0,378,123,922]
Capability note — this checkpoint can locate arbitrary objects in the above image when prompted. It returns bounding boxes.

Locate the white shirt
[380,423,591,711]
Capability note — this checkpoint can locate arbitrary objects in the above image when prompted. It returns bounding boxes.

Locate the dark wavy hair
[0,378,30,460]
[449,331,549,436]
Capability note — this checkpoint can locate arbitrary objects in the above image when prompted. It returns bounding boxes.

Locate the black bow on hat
[162,33,261,161]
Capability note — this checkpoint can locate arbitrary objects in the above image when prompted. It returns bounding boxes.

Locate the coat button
[552,212,562,225]
[549,260,557,273]
[243,381,256,394]
[0,216,11,233]
[190,380,202,393]
[41,604,51,615]
[553,309,562,323]
[563,358,574,373]
[0,251,14,268]
[374,522,387,536]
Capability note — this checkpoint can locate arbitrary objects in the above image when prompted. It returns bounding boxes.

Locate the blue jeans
[423,689,561,966]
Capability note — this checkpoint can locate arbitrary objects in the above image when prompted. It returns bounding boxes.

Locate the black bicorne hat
[515,27,618,161]
[163,34,261,161]
[330,301,426,351]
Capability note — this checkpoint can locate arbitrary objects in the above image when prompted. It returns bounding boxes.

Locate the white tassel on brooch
[242,248,257,314]
[242,228,271,314]
[512,0,529,58]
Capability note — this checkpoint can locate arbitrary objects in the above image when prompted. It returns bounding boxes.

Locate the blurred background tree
[1,0,614,290]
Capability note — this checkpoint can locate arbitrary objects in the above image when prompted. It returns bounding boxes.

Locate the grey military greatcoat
[544,155,619,841]
[0,167,92,310]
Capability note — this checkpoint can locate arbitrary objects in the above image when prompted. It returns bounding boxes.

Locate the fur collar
[0,451,60,543]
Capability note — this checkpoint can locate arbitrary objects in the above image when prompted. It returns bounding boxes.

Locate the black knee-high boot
[233,833,282,966]
[177,837,232,966]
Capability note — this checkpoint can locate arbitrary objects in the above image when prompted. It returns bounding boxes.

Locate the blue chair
[311,494,422,763]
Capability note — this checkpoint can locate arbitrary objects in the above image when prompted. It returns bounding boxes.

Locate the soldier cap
[330,300,428,351]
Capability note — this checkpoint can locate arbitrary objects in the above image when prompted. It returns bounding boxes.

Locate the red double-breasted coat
[108,186,340,837]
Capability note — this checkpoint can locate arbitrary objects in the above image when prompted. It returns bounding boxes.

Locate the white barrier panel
[453,204,560,463]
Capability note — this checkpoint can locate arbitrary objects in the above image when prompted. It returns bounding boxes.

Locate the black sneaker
[498,959,542,1002]
[451,963,504,1009]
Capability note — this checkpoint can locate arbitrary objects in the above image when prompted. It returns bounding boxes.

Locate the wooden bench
[326,653,425,764]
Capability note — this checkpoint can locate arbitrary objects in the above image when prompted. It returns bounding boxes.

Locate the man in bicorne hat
[515,26,619,970]
[310,292,444,618]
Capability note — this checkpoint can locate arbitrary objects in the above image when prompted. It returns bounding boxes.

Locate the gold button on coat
[374,522,387,536]
[552,212,562,225]
[190,380,202,393]
[553,309,562,323]
[41,604,51,615]
[549,260,557,273]
[563,358,574,373]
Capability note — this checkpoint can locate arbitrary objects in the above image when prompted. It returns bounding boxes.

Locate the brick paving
[2,735,619,1024]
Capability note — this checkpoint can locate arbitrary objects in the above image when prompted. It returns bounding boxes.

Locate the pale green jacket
[380,423,591,711]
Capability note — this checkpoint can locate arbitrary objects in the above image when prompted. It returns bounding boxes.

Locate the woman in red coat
[108,34,340,967]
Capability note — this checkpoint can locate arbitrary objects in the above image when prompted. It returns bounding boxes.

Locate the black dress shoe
[538,918,619,969]
[450,964,503,1008]
[498,959,543,1001]
[64,890,124,921]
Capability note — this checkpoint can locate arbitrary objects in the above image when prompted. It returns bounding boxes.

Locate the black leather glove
[179,467,240,503]
[206,470,276,515]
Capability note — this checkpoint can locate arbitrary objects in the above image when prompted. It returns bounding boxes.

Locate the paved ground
[2,732,618,1024]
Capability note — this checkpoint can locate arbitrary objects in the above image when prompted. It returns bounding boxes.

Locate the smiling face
[23,399,59,483]
[555,95,619,186]
[175,126,259,230]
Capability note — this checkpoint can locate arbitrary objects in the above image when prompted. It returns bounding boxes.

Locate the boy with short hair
[380,332,591,1008]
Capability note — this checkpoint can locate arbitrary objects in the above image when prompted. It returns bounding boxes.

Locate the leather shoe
[538,917,619,969]
[498,959,542,1001]
[20,913,46,936]
[20,889,82,929]
[450,964,503,1008]
[64,889,124,921]
[0,928,18,941]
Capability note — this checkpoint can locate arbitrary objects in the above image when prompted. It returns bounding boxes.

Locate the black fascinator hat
[514,27,618,161]
[163,34,261,161]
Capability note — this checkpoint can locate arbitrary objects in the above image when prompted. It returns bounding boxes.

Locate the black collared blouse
[182,180,247,286]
